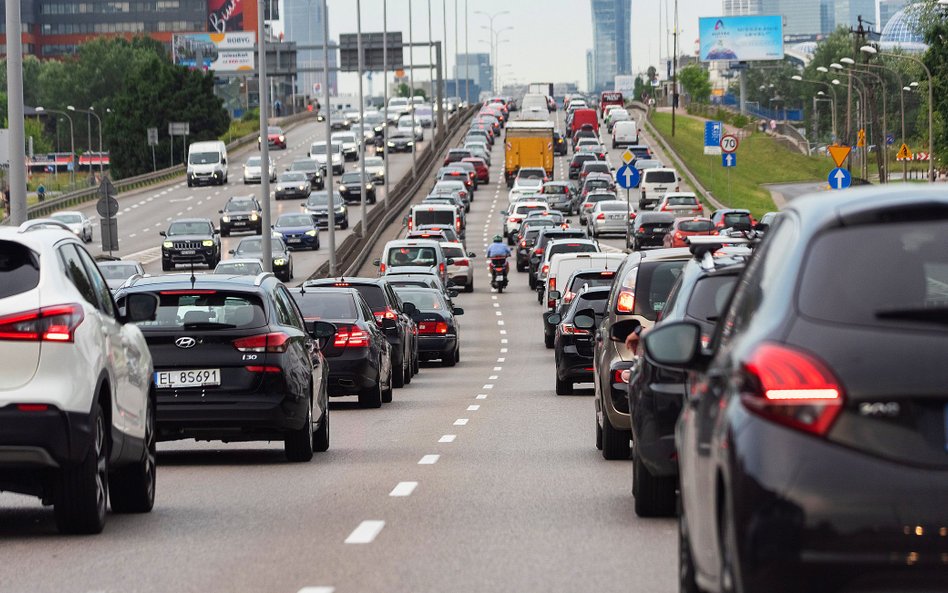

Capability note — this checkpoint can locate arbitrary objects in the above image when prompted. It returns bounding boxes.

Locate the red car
[461,157,490,183]
[662,217,716,248]
[259,125,287,150]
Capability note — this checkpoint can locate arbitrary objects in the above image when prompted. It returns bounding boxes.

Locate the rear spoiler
[686,235,754,270]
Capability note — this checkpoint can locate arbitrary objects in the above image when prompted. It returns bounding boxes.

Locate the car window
[293,292,358,320]
[0,241,40,299]
[388,246,437,268]
[130,291,267,330]
[167,221,212,236]
[396,289,444,311]
[645,171,677,183]
[686,275,740,323]
[667,196,698,206]
[679,219,714,232]
[275,286,305,330]
[99,263,140,281]
[76,247,116,317]
[58,244,99,309]
[633,260,686,321]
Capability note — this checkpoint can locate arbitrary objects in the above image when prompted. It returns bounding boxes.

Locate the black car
[305,278,417,388]
[219,195,263,236]
[274,171,312,201]
[568,152,600,179]
[115,274,331,461]
[230,236,294,282]
[382,131,414,154]
[528,228,588,289]
[303,191,349,230]
[160,218,221,271]
[545,267,619,347]
[550,286,610,395]
[515,223,552,272]
[628,212,676,251]
[624,243,748,517]
[287,158,325,189]
[643,188,948,593]
[338,170,377,204]
[291,287,393,408]
[393,287,463,366]
[552,131,569,156]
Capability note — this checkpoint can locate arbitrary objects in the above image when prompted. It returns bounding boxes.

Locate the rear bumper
[325,354,378,395]
[555,346,595,382]
[418,335,457,357]
[156,391,308,441]
[0,406,94,469]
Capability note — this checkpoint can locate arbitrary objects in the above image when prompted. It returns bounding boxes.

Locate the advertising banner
[698,16,783,62]
[207,0,261,33]
[173,32,255,72]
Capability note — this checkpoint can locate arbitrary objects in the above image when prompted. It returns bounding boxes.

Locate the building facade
[879,0,910,31]
[454,53,492,94]
[834,0,876,30]
[723,0,763,15]
[282,0,337,98]
[590,0,630,94]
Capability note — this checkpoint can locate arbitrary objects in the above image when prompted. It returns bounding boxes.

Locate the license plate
[155,368,221,389]
[288,237,302,243]
[609,214,623,220]
[180,250,196,255]
[495,274,505,282]
[234,221,246,226]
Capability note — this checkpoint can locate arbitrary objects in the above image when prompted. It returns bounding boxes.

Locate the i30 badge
[175,337,197,349]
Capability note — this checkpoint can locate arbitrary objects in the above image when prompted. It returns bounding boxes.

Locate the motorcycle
[489,256,510,293]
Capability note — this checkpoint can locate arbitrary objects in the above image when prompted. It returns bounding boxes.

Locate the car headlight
[366,183,373,190]
[274,258,286,266]
[338,184,347,192]
[202,240,215,247]
[162,241,173,248]
[335,205,345,212]
[250,212,259,221]
[387,142,395,147]
[279,135,285,141]
[407,141,414,146]
[305,229,318,237]
[222,215,231,222]
[299,184,308,191]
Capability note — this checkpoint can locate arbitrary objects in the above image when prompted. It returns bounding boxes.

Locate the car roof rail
[686,236,754,270]
[254,272,276,286]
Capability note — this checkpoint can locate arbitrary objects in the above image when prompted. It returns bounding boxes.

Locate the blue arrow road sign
[616,164,641,189]
[828,167,852,190]
[722,153,737,168]
[886,134,895,145]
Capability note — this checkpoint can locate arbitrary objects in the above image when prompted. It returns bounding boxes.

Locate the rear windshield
[441,246,465,259]
[347,285,386,310]
[585,163,609,172]
[569,273,615,293]
[388,246,437,268]
[667,196,698,206]
[633,261,686,321]
[515,205,548,214]
[415,211,454,226]
[686,275,739,322]
[600,203,627,212]
[539,231,585,247]
[644,171,677,183]
[293,292,358,320]
[99,263,140,281]
[587,193,615,203]
[798,221,948,328]
[0,241,40,299]
[395,289,445,311]
[723,212,752,228]
[566,291,610,320]
[549,242,598,257]
[679,219,714,232]
[132,291,266,330]
[543,185,568,195]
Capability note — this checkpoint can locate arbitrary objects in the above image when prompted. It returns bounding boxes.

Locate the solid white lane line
[439,434,457,443]
[297,587,335,593]
[454,418,469,426]
[467,405,480,411]
[476,394,488,400]
[344,520,385,544]
[389,481,418,497]
[418,454,440,465]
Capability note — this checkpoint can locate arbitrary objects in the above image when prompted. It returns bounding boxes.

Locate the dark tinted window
[798,221,948,328]
[723,212,752,228]
[667,196,698,206]
[644,171,676,183]
[565,290,610,320]
[568,273,615,293]
[634,261,686,321]
[0,241,40,299]
[293,292,358,321]
[543,185,568,195]
[441,246,465,259]
[388,246,437,268]
[586,193,616,203]
[225,200,256,211]
[415,211,454,226]
[686,275,740,322]
[549,242,599,257]
[395,289,446,311]
[167,221,212,236]
[76,247,116,316]
[679,220,714,232]
[132,291,267,330]
[600,203,627,212]
[58,244,98,307]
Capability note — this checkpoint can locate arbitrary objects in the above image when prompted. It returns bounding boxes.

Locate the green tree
[678,64,711,104]
[25,117,53,155]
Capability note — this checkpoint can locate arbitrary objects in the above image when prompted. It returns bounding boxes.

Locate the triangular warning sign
[896,143,913,161]
[828,145,852,168]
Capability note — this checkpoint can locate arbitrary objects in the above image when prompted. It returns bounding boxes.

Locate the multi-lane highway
[0,109,689,593]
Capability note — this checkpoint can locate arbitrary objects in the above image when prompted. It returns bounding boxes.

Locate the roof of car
[635,212,676,222]
[119,273,277,291]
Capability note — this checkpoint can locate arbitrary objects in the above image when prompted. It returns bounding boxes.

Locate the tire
[496,284,504,294]
[679,503,703,593]
[392,352,405,388]
[544,332,554,349]
[455,346,461,363]
[464,280,474,293]
[54,401,108,534]
[555,376,573,395]
[412,355,420,375]
[109,395,156,514]
[595,412,603,450]
[516,262,526,272]
[340,220,349,230]
[187,179,193,188]
[633,450,677,517]
[630,239,639,252]
[601,409,631,460]
[442,347,458,366]
[313,409,330,453]
[161,259,172,272]
[284,398,314,462]
[381,360,394,403]
[403,357,412,384]
[255,226,262,236]
[358,374,382,408]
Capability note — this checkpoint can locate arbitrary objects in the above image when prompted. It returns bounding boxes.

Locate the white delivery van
[639,167,680,210]
[408,203,462,238]
[612,120,639,148]
[187,140,228,187]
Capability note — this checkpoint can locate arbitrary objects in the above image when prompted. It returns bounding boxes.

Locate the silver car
[243,156,276,184]
[586,200,631,238]
[50,211,93,242]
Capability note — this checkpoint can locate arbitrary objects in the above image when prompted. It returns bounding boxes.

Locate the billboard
[173,33,255,72]
[698,16,784,62]
[208,0,255,33]
[614,75,635,95]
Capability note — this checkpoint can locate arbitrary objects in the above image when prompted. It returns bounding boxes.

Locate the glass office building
[590,0,630,94]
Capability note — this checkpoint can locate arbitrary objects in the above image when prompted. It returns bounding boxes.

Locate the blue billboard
[698,16,784,62]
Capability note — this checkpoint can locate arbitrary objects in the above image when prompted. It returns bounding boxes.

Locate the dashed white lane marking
[129,233,137,238]
[476,394,488,400]
[499,329,507,334]
[453,418,469,426]
[389,481,418,497]
[488,375,498,380]
[418,454,440,465]
[344,520,385,544]
[493,366,503,371]
[493,303,500,308]
[495,311,503,316]
[467,405,480,411]
[501,339,508,344]
[491,295,497,300]
[498,358,506,362]
[297,587,335,593]
[483,384,494,389]
[497,320,505,326]
[439,434,457,443]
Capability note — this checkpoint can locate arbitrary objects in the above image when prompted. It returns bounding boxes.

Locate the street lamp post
[862,61,907,181]
[862,45,934,182]
[790,75,837,140]
[36,107,75,186]
[851,66,888,182]
[383,0,390,210]
[356,0,367,236]
[474,10,509,94]
[68,105,104,179]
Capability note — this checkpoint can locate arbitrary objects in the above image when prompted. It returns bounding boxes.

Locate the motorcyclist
[486,235,511,259]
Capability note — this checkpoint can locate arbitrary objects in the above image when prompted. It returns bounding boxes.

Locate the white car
[440,241,475,293]
[503,200,551,243]
[97,259,145,291]
[396,116,424,141]
[242,155,276,184]
[213,258,265,276]
[330,132,360,161]
[361,156,385,183]
[50,211,93,243]
[309,141,345,175]
[0,227,158,534]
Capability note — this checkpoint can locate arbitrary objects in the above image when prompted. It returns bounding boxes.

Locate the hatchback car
[393,287,463,366]
[644,187,948,593]
[303,191,349,230]
[274,172,312,201]
[338,170,377,204]
[628,212,675,251]
[287,158,325,189]
[551,286,611,395]
[586,200,631,238]
[541,181,577,214]
[242,155,276,184]
[213,258,265,276]
[229,236,293,282]
[663,217,716,248]
[440,242,476,293]
[50,211,93,243]
[273,213,320,251]
[219,196,263,236]
[657,192,704,218]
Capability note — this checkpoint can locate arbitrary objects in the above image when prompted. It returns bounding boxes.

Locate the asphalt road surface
[0,110,679,593]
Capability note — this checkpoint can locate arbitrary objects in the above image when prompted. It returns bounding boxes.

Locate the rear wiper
[874,306,948,324]
[182,322,238,329]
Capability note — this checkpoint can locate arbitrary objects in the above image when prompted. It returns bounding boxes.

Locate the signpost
[896,143,913,161]
[720,134,739,154]
[168,122,190,167]
[828,167,852,190]
[97,177,119,254]
[720,134,738,200]
[722,153,736,167]
[147,127,159,172]
[616,163,640,249]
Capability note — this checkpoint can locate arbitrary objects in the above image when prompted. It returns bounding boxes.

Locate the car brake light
[16,404,51,412]
[534,248,544,255]
[614,369,631,384]
[739,343,844,436]
[560,323,589,335]
[616,290,635,313]
[334,325,370,348]
[541,264,549,275]
[596,213,605,220]
[629,212,637,219]
[245,365,282,373]
[508,216,522,223]
[373,307,399,323]
[233,332,291,353]
[455,218,462,232]
[519,240,527,248]
[0,304,84,343]
[418,321,449,335]
[675,231,684,240]
[407,219,413,231]
[661,204,670,211]
[454,258,470,267]
[439,262,446,276]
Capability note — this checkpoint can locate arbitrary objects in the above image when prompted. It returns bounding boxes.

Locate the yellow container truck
[504,120,555,188]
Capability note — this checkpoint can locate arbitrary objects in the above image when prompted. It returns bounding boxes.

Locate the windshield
[51,213,82,223]
[290,160,316,171]
[276,214,313,227]
[188,151,219,165]
[98,263,139,280]
[245,157,262,167]
[131,292,266,331]
[396,289,445,311]
[364,157,383,167]
[236,238,286,253]
[224,200,255,212]
[280,172,307,183]
[519,169,546,180]
[167,221,212,236]
[388,246,437,268]
[341,172,366,184]
[568,274,615,293]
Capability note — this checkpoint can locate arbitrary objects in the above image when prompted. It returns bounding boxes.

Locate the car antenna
[189,260,197,288]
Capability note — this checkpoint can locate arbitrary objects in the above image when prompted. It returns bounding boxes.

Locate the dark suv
[304,278,418,388]
[160,218,221,271]
[115,273,330,461]
[219,196,263,236]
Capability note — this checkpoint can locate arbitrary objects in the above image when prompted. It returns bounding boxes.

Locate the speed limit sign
[720,134,739,154]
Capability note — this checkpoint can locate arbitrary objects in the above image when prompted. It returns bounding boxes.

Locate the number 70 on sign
[720,134,739,153]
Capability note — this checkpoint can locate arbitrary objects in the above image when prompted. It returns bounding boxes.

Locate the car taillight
[560,323,589,335]
[233,332,290,353]
[534,248,544,255]
[629,212,637,219]
[0,304,84,343]
[379,263,387,273]
[596,213,605,220]
[739,343,844,436]
[418,321,449,334]
[661,204,670,211]
[407,219,413,231]
[519,240,527,248]
[675,231,684,240]
[562,291,576,304]
[508,216,522,223]
[334,325,370,348]
[616,289,635,313]
[583,203,592,209]
[245,365,282,373]
[548,277,556,291]
[541,264,550,276]
[439,262,446,276]
[455,218,462,232]
[614,369,631,384]
[453,258,470,267]
[373,307,399,323]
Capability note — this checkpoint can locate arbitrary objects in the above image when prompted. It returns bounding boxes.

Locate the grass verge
[650,111,832,217]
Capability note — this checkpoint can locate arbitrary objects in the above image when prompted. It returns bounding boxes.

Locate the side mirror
[452,307,464,316]
[448,289,459,298]
[306,320,337,350]
[754,222,769,232]
[228,249,236,255]
[159,231,167,237]
[500,210,509,216]
[218,209,224,214]
[213,228,221,235]
[547,313,562,325]
[380,317,398,331]
[642,321,703,368]
[121,293,159,324]
[307,152,311,157]
[401,301,417,315]
[610,319,642,343]
[467,252,477,258]
[372,258,381,267]
[572,308,596,330]
[548,290,562,300]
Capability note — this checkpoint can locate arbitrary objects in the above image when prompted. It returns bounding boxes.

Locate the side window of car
[271,287,295,327]
[75,246,116,317]
[57,244,100,310]
[275,286,304,330]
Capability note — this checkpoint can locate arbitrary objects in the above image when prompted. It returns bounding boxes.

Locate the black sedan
[393,286,463,366]
[381,131,414,154]
[287,158,325,189]
[291,287,394,408]
[229,236,294,282]
[338,170,377,204]
[274,171,312,201]
[303,191,349,230]
[550,287,610,395]
[160,218,221,271]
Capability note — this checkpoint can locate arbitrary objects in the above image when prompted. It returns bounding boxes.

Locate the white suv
[0,227,158,534]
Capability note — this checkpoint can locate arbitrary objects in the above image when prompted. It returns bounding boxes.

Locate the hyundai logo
[175,337,197,349]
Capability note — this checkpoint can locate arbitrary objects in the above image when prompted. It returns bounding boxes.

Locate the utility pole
[322,0,337,276]
[356,0,367,236]
[257,0,272,271]
[409,0,418,176]
[671,0,678,136]
[6,0,27,224]
[383,0,390,210]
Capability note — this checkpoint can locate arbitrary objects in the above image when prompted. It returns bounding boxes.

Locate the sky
[276,0,723,94]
